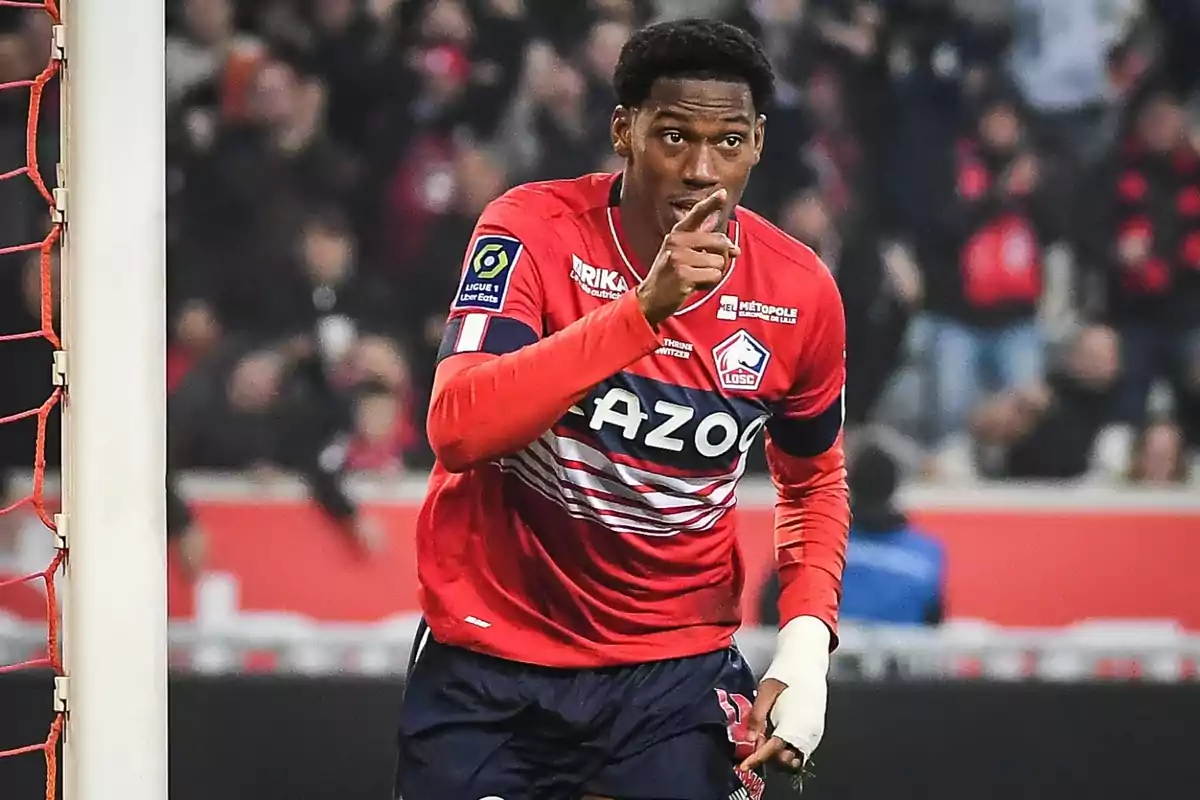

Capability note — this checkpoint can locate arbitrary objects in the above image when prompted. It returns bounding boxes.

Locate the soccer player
[396,17,849,800]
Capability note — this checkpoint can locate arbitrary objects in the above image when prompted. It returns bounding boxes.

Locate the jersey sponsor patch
[713,330,771,392]
[716,294,798,325]
[453,234,523,312]
[558,370,770,473]
[655,336,693,360]
[571,254,629,300]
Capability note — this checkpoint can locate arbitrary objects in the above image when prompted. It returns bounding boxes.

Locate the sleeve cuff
[777,559,841,651]
[613,289,663,355]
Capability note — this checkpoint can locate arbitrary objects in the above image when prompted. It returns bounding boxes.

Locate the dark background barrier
[4,672,1200,800]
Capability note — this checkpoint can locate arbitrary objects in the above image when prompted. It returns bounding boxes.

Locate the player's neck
[617,200,665,271]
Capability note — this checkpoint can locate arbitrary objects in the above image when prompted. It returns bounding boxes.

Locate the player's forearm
[769,438,850,646]
[428,291,661,472]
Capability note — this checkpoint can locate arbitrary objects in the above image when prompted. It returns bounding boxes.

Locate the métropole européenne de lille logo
[453,234,523,312]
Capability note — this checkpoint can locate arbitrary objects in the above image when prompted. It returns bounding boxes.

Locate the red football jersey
[417,173,846,667]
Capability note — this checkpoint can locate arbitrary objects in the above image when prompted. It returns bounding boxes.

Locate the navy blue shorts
[395,621,766,800]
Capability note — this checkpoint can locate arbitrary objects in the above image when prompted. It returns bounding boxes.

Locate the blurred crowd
[1,0,1199,543]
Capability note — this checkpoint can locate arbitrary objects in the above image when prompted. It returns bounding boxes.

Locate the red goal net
[0,1,64,798]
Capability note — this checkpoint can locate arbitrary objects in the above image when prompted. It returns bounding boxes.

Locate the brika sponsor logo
[571,255,629,300]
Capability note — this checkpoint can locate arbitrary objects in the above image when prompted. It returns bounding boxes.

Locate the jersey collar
[605,173,740,317]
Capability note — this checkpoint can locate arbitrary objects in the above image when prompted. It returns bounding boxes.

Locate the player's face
[615,77,764,236]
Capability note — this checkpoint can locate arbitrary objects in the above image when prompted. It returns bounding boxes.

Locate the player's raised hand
[636,188,740,326]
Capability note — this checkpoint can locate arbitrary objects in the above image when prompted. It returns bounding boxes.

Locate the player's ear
[752,114,766,165]
[611,106,633,159]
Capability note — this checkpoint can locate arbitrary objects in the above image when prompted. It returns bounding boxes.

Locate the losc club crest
[712,329,770,392]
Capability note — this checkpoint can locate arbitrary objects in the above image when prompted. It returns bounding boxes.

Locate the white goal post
[58,1,168,800]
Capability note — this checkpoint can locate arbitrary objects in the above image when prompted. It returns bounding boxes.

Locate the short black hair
[613,18,774,114]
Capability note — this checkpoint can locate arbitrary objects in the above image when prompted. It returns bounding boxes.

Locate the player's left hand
[738,616,831,775]
[739,677,806,772]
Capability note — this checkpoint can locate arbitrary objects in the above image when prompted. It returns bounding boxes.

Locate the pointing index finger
[671,188,727,234]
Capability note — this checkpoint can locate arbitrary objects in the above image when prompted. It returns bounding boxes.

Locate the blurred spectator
[922,90,1057,461]
[1006,0,1140,166]
[760,443,946,627]
[270,206,398,361]
[3,0,1198,492]
[781,188,920,427]
[513,41,598,181]
[327,334,424,470]
[1149,0,1200,97]
[0,252,60,473]
[165,334,379,555]
[401,143,509,382]
[970,324,1120,479]
[166,0,265,111]
[376,39,475,274]
[168,298,224,392]
[340,379,416,475]
[1079,88,1200,449]
[1128,417,1190,485]
[843,234,924,428]
[876,0,979,242]
[171,51,356,321]
[306,0,389,151]
[780,187,839,260]
[0,24,52,253]
[797,69,865,217]
[0,477,57,625]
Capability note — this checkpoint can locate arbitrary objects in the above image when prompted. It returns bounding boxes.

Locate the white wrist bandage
[761,615,831,759]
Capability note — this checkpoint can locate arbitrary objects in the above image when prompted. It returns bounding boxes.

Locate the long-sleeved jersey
[416,172,849,668]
